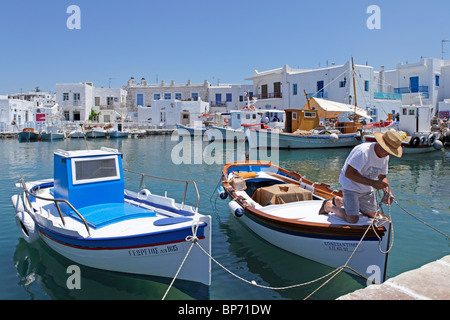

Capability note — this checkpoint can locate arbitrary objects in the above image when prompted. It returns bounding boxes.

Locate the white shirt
[339,143,389,193]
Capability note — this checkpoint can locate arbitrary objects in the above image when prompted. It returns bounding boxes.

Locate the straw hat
[373,131,403,158]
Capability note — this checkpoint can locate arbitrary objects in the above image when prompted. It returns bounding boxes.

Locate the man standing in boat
[320,131,403,223]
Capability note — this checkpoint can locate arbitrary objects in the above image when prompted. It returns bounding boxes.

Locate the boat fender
[433,140,443,150]
[420,136,426,145]
[427,133,436,146]
[11,195,25,213]
[15,211,39,243]
[228,200,244,217]
[329,133,339,142]
[409,136,420,147]
[217,186,227,199]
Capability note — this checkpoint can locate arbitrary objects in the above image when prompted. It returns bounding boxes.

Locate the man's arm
[344,165,388,190]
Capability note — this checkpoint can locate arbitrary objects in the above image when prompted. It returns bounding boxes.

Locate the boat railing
[123,169,200,211]
[19,178,91,235]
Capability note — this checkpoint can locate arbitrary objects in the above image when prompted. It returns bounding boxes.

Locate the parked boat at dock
[11,147,211,287]
[86,127,107,139]
[219,161,391,282]
[39,126,65,141]
[17,128,39,142]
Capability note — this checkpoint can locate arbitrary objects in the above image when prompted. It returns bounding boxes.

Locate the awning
[302,97,372,119]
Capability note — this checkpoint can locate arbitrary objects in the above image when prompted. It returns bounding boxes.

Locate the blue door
[410,76,419,93]
[215,93,222,102]
[136,93,144,107]
[317,81,324,97]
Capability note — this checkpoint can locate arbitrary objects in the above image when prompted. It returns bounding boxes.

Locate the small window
[153,93,160,100]
[226,93,232,102]
[63,93,69,101]
[364,80,369,92]
[402,108,407,116]
[175,92,182,99]
[191,92,199,101]
[293,83,298,95]
[164,93,171,100]
[436,75,440,87]
[72,156,120,185]
[339,81,346,88]
[292,112,297,120]
[409,109,415,116]
[304,111,316,118]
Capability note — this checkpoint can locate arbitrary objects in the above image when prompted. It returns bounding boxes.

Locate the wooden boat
[219,161,391,282]
[18,128,39,142]
[12,147,211,287]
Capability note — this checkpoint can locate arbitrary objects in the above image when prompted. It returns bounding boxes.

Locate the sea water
[0,135,448,300]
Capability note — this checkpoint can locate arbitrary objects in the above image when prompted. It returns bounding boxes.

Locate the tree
[88,109,100,122]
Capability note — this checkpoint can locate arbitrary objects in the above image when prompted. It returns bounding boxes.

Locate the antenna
[108,77,116,88]
[441,40,450,59]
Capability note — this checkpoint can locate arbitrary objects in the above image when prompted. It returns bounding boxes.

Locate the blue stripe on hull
[37,222,206,250]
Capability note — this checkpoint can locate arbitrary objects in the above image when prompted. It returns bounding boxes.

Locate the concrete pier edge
[337,255,450,300]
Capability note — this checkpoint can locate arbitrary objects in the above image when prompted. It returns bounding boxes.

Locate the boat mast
[351,57,358,131]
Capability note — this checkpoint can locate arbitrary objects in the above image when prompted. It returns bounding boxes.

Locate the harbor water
[0,135,449,300]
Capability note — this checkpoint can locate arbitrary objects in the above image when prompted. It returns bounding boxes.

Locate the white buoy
[329,133,339,142]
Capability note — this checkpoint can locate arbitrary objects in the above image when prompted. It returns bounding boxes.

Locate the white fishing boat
[69,129,84,138]
[107,122,130,139]
[86,127,107,139]
[176,123,206,136]
[219,161,391,282]
[206,105,285,142]
[247,97,370,149]
[11,147,211,287]
[39,126,65,141]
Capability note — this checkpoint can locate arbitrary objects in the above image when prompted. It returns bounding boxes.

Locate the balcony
[307,91,328,99]
[254,92,282,99]
[374,92,402,100]
[394,86,429,98]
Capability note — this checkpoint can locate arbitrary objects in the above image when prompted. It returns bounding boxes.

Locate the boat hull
[234,207,389,281]
[247,129,360,149]
[40,133,65,141]
[206,126,247,141]
[18,131,39,142]
[109,131,129,138]
[36,216,211,286]
[363,135,442,154]
[176,124,206,136]
[86,131,107,138]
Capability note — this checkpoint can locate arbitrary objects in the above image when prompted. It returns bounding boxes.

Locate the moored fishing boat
[219,161,392,282]
[18,128,39,142]
[11,147,211,287]
[176,123,206,136]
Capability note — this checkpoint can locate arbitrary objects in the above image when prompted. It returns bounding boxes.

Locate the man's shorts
[342,189,377,216]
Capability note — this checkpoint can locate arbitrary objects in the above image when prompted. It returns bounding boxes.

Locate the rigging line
[392,198,449,239]
[308,68,349,98]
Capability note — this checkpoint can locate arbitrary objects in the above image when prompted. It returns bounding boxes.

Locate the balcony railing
[394,86,429,94]
[254,92,282,99]
[307,91,328,99]
[374,92,402,100]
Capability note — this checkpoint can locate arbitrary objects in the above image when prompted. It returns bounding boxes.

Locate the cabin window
[71,156,120,185]
[292,112,297,120]
[409,109,415,116]
[304,111,316,118]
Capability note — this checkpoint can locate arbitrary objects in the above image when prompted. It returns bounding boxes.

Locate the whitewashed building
[56,82,127,122]
[208,83,253,112]
[0,95,35,130]
[246,61,403,122]
[150,99,209,128]
[124,77,210,122]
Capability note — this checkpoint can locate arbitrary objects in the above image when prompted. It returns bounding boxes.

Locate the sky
[0,0,449,95]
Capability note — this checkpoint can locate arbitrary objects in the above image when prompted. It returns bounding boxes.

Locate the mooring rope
[163,187,448,300]
[162,220,201,300]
